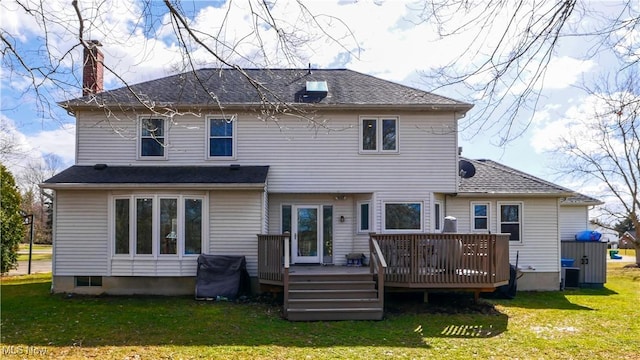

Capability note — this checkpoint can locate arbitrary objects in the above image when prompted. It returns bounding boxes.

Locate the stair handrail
[283,232,290,317]
[369,233,387,309]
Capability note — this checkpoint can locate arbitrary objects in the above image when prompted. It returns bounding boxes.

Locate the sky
[1,0,637,214]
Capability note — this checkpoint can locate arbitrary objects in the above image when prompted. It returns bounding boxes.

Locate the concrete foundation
[52,276,261,296]
[516,271,560,291]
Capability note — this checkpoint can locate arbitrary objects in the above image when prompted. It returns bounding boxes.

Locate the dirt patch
[384,291,500,316]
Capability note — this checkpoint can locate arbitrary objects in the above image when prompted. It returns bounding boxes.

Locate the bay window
[112,194,205,257]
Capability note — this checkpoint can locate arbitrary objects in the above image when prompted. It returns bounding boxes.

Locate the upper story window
[139,118,166,158]
[208,117,235,159]
[472,202,489,232]
[383,202,422,232]
[499,202,523,242]
[360,116,398,153]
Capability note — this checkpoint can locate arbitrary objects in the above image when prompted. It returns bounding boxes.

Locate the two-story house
[42,44,600,299]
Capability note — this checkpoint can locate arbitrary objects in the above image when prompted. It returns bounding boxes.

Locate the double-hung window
[472,202,489,232]
[360,116,398,153]
[140,118,166,158]
[208,117,235,159]
[383,202,422,232]
[113,195,204,257]
[499,202,522,242]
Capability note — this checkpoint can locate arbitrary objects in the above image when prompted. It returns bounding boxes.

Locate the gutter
[40,183,267,190]
[61,102,474,113]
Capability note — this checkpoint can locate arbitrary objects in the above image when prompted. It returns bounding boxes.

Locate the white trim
[382,201,424,233]
[471,201,490,233]
[206,115,237,160]
[292,205,322,264]
[497,201,524,244]
[358,116,400,154]
[137,116,168,160]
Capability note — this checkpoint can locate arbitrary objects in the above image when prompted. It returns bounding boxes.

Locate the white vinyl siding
[53,191,109,276]
[559,205,590,241]
[209,190,264,276]
[75,111,458,194]
[447,197,561,272]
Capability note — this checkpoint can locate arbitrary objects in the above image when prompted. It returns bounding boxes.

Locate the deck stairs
[285,271,384,321]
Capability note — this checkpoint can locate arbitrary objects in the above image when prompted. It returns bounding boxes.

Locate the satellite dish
[459,160,476,179]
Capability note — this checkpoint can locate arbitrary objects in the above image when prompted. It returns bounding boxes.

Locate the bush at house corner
[1,164,26,274]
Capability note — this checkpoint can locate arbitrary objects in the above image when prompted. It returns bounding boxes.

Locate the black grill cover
[195,255,249,300]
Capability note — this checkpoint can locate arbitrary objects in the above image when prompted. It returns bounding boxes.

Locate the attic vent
[306,81,328,93]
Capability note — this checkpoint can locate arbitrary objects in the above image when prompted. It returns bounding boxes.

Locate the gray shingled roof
[42,165,269,187]
[458,158,602,204]
[62,68,472,110]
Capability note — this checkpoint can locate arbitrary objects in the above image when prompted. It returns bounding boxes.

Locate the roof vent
[94,163,108,170]
[229,164,240,171]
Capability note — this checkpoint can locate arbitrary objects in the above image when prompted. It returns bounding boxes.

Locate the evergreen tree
[1,164,26,273]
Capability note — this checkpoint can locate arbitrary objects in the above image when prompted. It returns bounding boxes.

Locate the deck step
[288,280,376,290]
[288,273,373,282]
[287,308,384,321]
[288,289,378,300]
[288,298,381,309]
[285,271,383,321]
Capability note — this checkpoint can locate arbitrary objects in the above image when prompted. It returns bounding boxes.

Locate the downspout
[50,190,57,294]
[556,198,562,288]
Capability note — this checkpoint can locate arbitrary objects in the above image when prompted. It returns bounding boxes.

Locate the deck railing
[257,232,510,290]
[257,233,290,285]
[369,233,510,289]
[369,237,387,307]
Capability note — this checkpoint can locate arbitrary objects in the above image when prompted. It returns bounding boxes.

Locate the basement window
[75,276,102,287]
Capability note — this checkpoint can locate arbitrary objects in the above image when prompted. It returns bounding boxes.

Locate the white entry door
[292,205,321,264]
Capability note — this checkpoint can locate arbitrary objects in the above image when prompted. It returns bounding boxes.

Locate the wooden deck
[257,232,510,320]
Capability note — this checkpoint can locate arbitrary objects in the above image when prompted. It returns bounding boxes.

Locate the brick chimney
[82,40,104,96]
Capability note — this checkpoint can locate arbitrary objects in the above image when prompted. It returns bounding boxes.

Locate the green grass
[18,244,52,252]
[1,265,639,359]
[16,244,52,261]
[16,253,52,262]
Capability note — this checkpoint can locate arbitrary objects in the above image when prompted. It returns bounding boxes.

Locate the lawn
[16,244,52,262]
[1,264,639,360]
[18,244,52,252]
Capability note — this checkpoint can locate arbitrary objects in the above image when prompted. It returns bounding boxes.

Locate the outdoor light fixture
[340,216,345,223]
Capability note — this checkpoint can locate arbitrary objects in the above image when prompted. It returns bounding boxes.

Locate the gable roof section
[41,165,269,190]
[457,158,602,204]
[61,68,472,111]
